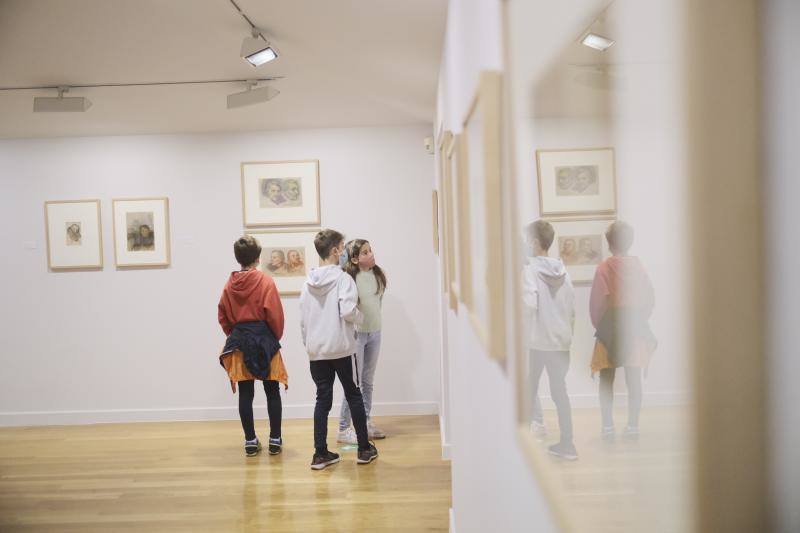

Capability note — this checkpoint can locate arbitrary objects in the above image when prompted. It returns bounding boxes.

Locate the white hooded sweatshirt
[522,256,575,351]
[299,264,364,361]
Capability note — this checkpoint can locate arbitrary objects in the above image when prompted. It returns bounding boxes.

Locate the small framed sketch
[536,148,616,217]
[241,160,320,227]
[548,217,615,283]
[44,199,103,270]
[247,229,320,296]
[112,197,171,267]
[462,70,506,361]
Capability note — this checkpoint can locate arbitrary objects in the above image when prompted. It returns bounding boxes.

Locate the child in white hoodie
[300,229,379,470]
[523,220,578,460]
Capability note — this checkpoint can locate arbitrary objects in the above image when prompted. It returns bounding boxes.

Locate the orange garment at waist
[219,350,288,393]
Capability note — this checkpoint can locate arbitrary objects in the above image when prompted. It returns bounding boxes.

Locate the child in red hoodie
[589,221,656,442]
[218,236,288,457]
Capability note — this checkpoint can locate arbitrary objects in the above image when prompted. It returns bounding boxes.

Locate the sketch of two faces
[559,234,602,266]
[264,247,306,277]
[555,165,599,196]
[259,178,303,208]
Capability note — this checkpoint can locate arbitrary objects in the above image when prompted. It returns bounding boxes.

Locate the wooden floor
[0,415,451,532]
[534,406,693,533]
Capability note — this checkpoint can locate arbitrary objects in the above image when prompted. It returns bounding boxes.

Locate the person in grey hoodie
[523,220,578,460]
[299,229,379,470]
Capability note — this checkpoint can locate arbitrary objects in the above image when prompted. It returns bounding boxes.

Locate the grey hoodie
[522,256,575,351]
[299,265,364,361]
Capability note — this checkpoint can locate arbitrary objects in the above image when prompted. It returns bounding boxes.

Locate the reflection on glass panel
[508,0,692,531]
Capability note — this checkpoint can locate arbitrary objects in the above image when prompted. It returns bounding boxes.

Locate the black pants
[599,367,642,428]
[310,355,370,452]
[238,380,281,442]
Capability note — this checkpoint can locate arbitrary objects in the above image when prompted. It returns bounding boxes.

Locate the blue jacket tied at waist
[221,321,281,380]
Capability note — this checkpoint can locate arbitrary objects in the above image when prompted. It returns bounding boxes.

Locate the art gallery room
[1,0,799,532]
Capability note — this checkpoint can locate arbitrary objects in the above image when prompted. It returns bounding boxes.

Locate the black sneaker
[548,442,579,461]
[245,439,261,457]
[268,437,282,455]
[356,442,379,465]
[310,450,340,470]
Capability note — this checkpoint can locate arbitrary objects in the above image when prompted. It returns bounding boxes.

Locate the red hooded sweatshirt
[589,255,655,329]
[218,269,284,339]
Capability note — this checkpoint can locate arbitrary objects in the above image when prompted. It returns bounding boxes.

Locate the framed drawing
[247,229,320,296]
[548,217,615,283]
[241,160,320,227]
[536,148,616,217]
[443,133,459,312]
[432,190,440,255]
[438,131,453,296]
[112,197,171,267]
[462,70,506,361]
[44,199,103,270]
[455,134,473,310]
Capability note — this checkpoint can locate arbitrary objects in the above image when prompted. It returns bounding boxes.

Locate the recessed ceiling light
[227,81,280,109]
[581,33,615,51]
[33,86,92,112]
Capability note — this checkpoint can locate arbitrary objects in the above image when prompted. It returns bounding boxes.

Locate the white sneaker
[368,421,386,439]
[622,426,640,441]
[336,427,358,445]
[602,426,616,442]
[530,420,547,440]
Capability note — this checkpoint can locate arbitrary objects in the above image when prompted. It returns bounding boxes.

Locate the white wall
[0,125,440,425]
[764,0,800,531]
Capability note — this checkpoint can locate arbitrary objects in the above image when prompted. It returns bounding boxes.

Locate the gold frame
[461,70,506,361]
[535,147,617,218]
[432,190,440,256]
[246,228,321,297]
[438,131,453,296]
[443,133,459,312]
[240,159,321,228]
[44,199,104,270]
[111,197,171,268]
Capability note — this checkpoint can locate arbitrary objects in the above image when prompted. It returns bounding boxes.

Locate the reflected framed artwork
[536,148,616,217]
[44,199,103,270]
[112,197,171,267]
[241,160,320,227]
[548,217,615,283]
[247,229,320,296]
[462,70,506,361]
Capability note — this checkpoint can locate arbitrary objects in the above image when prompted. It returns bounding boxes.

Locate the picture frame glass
[242,161,320,227]
[549,218,613,283]
[247,230,320,295]
[537,149,616,216]
[45,200,102,269]
[113,198,170,267]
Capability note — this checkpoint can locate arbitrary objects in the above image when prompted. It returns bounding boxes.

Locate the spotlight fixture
[581,33,615,51]
[227,80,280,109]
[241,29,278,66]
[33,86,92,112]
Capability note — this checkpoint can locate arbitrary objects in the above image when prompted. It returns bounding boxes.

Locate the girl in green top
[337,239,388,443]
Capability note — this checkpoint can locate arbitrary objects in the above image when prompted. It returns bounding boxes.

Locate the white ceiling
[0,0,447,139]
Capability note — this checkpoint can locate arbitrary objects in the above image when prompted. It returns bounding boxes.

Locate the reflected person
[523,220,578,460]
[589,221,656,441]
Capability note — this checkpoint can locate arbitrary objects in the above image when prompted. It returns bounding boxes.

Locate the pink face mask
[361,252,376,269]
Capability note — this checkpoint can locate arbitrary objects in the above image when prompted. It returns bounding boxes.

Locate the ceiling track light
[227,79,280,109]
[581,32,615,51]
[33,86,92,112]
[241,28,279,67]
[229,0,279,66]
